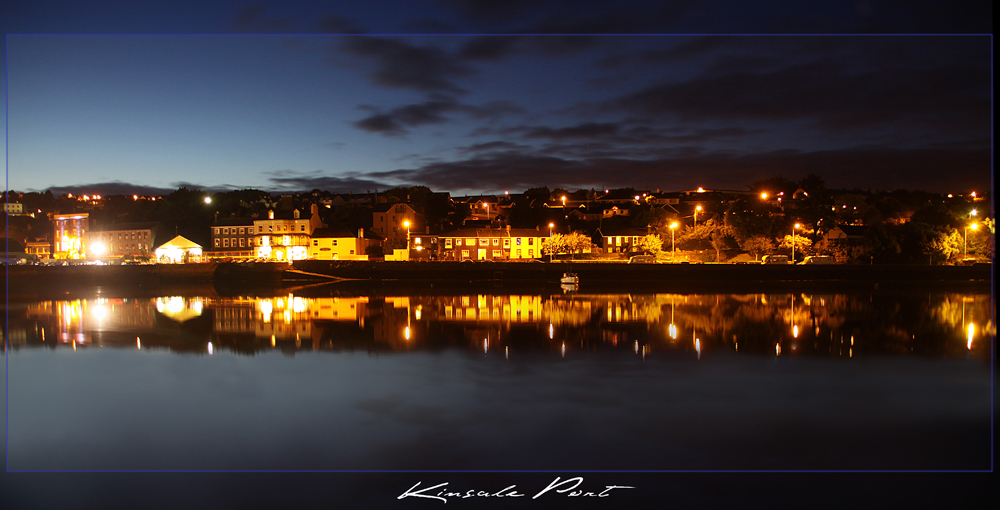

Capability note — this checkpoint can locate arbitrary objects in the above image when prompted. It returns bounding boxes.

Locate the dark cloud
[315,14,364,34]
[613,55,990,133]
[521,122,620,140]
[457,37,518,61]
[380,145,990,193]
[456,141,532,154]
[44,182,180,196]
[265,173,397,193]
[354,100,522,136]
[340,37,471,94]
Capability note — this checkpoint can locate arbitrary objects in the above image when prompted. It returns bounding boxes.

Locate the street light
[669,222,678,258]
[561,196,566,207]
[548,222,555,262]
[204,196,212,204]
[964,222,979,258]
[403,220,411,254]
[760,192,768,200]
[791,223,801,263]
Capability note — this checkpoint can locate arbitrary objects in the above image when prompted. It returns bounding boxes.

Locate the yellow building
[438,226,549,261]
[308,227,381,260]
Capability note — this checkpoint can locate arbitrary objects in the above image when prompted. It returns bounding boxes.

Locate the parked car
[761,255,790,265]
[628,255,657,264]
[799,255,836,265]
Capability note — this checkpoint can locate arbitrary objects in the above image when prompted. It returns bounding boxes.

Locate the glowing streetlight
[403,220,411,252]
[964,222,978,258]
[91,242,106,256]
[669,222,678,258]
[204,196,212,204]
[791,223,801,263]
[548,222,555,262]
[760,192,768,200]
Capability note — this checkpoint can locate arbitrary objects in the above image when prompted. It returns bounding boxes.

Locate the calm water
[3,287,993,471]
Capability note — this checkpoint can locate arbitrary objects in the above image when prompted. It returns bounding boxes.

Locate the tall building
[53,213,89,259]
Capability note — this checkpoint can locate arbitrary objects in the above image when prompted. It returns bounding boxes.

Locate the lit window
[492,238,499,245]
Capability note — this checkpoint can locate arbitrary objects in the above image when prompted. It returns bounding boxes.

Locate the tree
[565,231,593,258]
[636,234,663,256]
[543,233,568,257]
[778,233,813,261]
[739,236,774,261]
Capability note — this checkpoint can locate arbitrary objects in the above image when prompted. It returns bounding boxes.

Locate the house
[4,202,24,216]
[210,218,255,259]
[438,226,549,261]
[155,236,203,263]
[372,203,419,241]
[25,238,51,260]
[309,227,382,260]
[87,222,159,260]
[824,225,868,244]
[253,204,324,261]
[596,227,652,254]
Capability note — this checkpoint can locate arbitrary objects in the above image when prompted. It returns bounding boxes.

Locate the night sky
[2,1,993,196]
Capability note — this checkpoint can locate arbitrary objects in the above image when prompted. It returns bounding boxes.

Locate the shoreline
[2,261,992,300]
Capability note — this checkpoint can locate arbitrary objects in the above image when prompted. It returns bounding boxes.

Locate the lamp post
[964,223,978,258]
[403,220,411,256]
[791,223,801,263]
[669,222,678,259]
[694,205,702,227]
[548,222,555,262]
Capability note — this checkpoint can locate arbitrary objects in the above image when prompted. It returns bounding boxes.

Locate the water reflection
[4,291,994,360]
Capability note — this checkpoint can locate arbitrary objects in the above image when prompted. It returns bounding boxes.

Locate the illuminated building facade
[210,218,255,259]
[154,235,203,263]
[372,203,418,241]
[86,223,158,260]
[53,213,89,259]
[309,227,382,260]
[253,205,324,261]
[438,226,549,260]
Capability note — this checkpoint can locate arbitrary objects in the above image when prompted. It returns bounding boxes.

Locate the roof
[212,217,254,227]
[90,222,160,232]
[312,227,384,240]
[372,202,415,213]
[155,235,201,250]
[440,227,548,238]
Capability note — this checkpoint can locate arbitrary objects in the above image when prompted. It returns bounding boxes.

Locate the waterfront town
[1,177,992,266]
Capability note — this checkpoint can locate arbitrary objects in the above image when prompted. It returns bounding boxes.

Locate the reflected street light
[694,205,702,227]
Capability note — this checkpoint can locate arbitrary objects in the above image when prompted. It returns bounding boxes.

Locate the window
[632,237,638,244]
[223,238,229,247]
[479,238,488,246]
[528,249,533,257]
[300,225,305,232]
[224,228,229,235]
[414,238,421,245]
[516,238,522,246]
[239,228,245,234]
[313,240,318,246]
[332,240,338,246]
[269,225,273,232]
[396,205,405,213]
[504,239,510,248]
[461,250,469,258]
[239,238,245,247]
[258,226,263,233]
[493,250,501,257]
[445,239,452,248]
[215,239,220,247]
[616,236,621,246]
[528,238,534,246]
[456,239,462,246]
[350,250,355,255]
[492,238,499,246]
[516,249,521,257]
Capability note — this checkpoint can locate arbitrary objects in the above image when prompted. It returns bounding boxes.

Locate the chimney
[311,203,318,216]
[506,225,511,234]
[358,228,364,239]
[536,225,539,231]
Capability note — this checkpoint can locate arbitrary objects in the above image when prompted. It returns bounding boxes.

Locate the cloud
[264,172,398,193]
[231,4,297,32]
[354,100,522,136]
[339,37,472,94]
[43,182,181,196]
[379,145,990,194]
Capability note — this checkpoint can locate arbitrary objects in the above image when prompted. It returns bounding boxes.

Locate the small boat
[560,272,579,285]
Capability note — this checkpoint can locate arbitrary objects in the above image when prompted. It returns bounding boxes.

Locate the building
[52,213,89,259]
[372,203,419,241]
[253,205,324,261]
[87,222,158,260]
[25,238,51,260]
[309,227,382,260]
[597,227,652,254]
[4,202,24,216]
[210,218,255,259]
[438,226,549,261]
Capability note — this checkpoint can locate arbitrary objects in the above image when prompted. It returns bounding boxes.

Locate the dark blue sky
[2,1,993,195]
